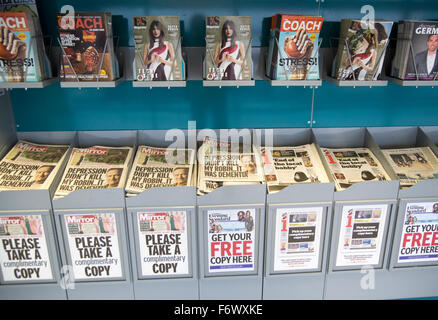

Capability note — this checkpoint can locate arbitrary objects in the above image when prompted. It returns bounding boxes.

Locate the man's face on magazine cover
[173,168,188,186]
[427,35,438,53]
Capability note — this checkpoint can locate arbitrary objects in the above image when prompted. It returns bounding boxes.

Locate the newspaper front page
[126,146,195,195]
[0,141,69,191]
[261,144,329,193]
[55,145,132,197]
[322,147,390,190]
[197,137,264,195]
[381,147,438,187]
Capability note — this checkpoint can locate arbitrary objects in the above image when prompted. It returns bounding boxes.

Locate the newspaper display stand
[0,124,75,299]
[367,126,438,299]
[125,130,198,299]
[52,131,136,299]
[264,183,334,299]
[312,127,400,299]
[197,184,266,299]
[259,128,334,299]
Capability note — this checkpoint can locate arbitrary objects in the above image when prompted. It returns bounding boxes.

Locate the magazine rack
[202,37,256,88]
[52,130,136,299]
[0,34,57,90]
[386,39,438,87]
[197,184,266,299]
[132,36,187,89]
[258,128,334,299]
[58,36,124,89]
[365,126,438,298]
[125,130,198,299]
[0,125,75,300]
[312,127,400,299]
[325,37,389,88]
[267,36,323,88]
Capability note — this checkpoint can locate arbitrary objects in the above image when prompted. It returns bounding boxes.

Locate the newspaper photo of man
[32,165,55,185]
[171,167,189,186]
[433,203,438,213]
[240,154,256,174]
[104,168,122,188]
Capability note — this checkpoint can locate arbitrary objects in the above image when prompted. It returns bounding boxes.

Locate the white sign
[0,215,53,282]
[64,213,122,280]
[273,207,323,271]
[336,204,388,267]
[137,211,189,276]
[398,202,438,264]
[208,209,256,273]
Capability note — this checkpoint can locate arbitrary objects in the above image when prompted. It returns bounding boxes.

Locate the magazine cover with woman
[133,16,184,81]
[205,16,252,81]
[333,19,393,81]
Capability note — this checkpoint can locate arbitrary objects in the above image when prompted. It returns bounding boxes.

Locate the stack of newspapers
[380,146,438,188]
[261,143,330,193]
[125,145,196,197]
[0,141,69,191]
[197,137,264,195]
[54,145,133,198]
[321,147,391,191]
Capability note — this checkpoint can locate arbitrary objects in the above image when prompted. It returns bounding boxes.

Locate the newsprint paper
[321,147,391,191]
[261,144,330,194]
[126,145,195,196]
[197,137,264,195]
[55,145,133,198]
[380,147,438,187]
[0,141,69,191]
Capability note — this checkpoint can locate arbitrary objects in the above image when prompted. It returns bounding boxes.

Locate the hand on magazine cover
[0,27,27,61]
[284,29,314,59]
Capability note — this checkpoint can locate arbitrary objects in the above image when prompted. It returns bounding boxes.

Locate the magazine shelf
[325,76,388,88]
[386,77,438,88]
[59,77,124,89]
[268,79,322,88]
[0,78,58,90]
[132,80,186,89]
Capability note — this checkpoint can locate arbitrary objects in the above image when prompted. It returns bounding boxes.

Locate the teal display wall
[8,0,438,131]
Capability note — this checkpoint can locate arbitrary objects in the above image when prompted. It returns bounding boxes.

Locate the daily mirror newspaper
[321,147,391,191]
[125,145,195,195]
[55,145,132,197]
[0,141,69,191]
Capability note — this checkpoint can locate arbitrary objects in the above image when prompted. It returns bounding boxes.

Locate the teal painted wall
[9,0,438,131]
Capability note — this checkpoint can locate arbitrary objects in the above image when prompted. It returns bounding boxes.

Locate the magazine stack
[332,19,393,81]
[391,21,438,80]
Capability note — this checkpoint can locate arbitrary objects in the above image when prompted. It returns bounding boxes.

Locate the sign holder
[197,184,266,300]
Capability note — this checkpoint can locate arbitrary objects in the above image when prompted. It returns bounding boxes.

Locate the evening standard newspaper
[55,145,132,197]
[125,145,195,195]
[197,137,264,195]
[0,141,69,191]
[260,143,329,193]
[321,147,391,191]
[380,147,438,187]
